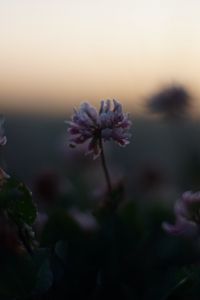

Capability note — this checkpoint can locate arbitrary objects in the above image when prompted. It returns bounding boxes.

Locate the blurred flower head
[0,117,7,146]
[148,85,190,118]
[69,208,99,232]
[34,169,60,205]
[162,191,200,238]
[67,100,131,159]
[34,211,48,235]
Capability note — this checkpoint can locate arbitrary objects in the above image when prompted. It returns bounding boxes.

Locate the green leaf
[163,267,200,300]
[0,177,37,225]
[0,249,53,299]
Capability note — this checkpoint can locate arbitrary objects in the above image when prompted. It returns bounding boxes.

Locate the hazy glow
[0,0,200,113]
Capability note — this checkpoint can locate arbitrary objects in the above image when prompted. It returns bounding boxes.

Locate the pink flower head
[162,191,200,238]
[67,100,131,159]
[69,208,99,231]
[0,118,7,146]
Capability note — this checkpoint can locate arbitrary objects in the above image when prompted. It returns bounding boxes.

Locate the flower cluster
[162,191,200,238]
[67,100,131,159]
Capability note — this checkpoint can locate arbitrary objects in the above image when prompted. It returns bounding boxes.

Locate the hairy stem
[99,138,112,195]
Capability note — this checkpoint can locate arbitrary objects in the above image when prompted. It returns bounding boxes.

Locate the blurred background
[1,0,200,204]
[2,2,200,299]
[1,0,200,114]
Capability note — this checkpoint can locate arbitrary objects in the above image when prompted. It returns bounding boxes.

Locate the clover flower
[67,100,131,159]
[162,191,200,238]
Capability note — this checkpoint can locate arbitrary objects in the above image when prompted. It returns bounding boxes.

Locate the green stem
[99,138,112,195]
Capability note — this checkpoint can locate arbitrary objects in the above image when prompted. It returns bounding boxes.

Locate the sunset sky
[0,0,200,114]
